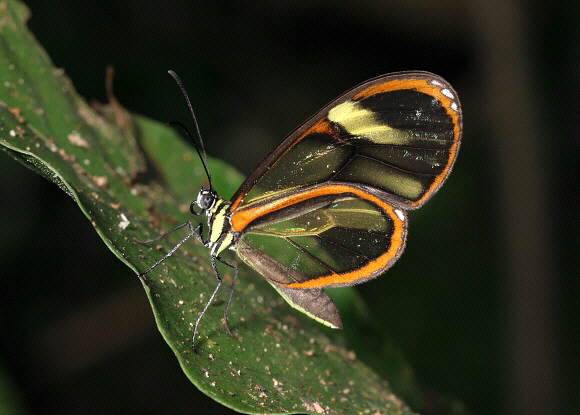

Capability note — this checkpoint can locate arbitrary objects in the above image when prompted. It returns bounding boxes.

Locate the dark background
[0,1,577,414]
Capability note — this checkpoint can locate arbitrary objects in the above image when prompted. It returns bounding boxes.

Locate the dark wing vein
[284,237,339,275]
[355,152,439,176]
[328,149,356,181]
[349,142,451,151]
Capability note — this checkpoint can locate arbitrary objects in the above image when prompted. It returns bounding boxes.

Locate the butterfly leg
[216,256,238,338]
[191,254,238,349]
[137,221,205,276]
[192,255,224,350]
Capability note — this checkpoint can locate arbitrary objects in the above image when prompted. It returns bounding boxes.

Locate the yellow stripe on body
[209,200,227,244]
[216,232,234,255]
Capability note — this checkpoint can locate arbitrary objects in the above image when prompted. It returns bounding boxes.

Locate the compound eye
[196,190,214,210]
[201,193,213,208]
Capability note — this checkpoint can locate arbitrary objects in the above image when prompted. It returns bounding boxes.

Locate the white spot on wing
[451,102,459,112]
[441,88,454,99]
[395,209,405,221]
[430,79,444,87]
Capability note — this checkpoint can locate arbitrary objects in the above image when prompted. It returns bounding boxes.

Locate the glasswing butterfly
[138,70,462,349]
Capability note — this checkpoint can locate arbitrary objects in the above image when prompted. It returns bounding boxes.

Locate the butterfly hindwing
[233,183,407,282]
[233,183,408,328]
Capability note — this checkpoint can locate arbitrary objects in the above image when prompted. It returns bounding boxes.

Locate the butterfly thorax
[203,195,234,257]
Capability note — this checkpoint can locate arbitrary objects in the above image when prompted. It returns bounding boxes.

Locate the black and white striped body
[203,195,235,258]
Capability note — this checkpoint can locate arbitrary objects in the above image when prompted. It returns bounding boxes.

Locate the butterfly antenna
[168,70,213,189]
[168,120,213,189]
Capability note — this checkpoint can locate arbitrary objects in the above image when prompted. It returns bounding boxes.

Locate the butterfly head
[191,188,217,216]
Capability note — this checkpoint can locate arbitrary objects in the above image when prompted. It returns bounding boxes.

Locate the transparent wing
[234,185,407,288]
[230,72,462,212]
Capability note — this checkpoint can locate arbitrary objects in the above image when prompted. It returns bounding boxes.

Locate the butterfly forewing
[230,72,461,212]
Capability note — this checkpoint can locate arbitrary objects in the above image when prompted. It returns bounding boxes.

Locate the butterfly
[138,70,462,349]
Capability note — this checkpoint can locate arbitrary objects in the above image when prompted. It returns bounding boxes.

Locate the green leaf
[0,1,422,414]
